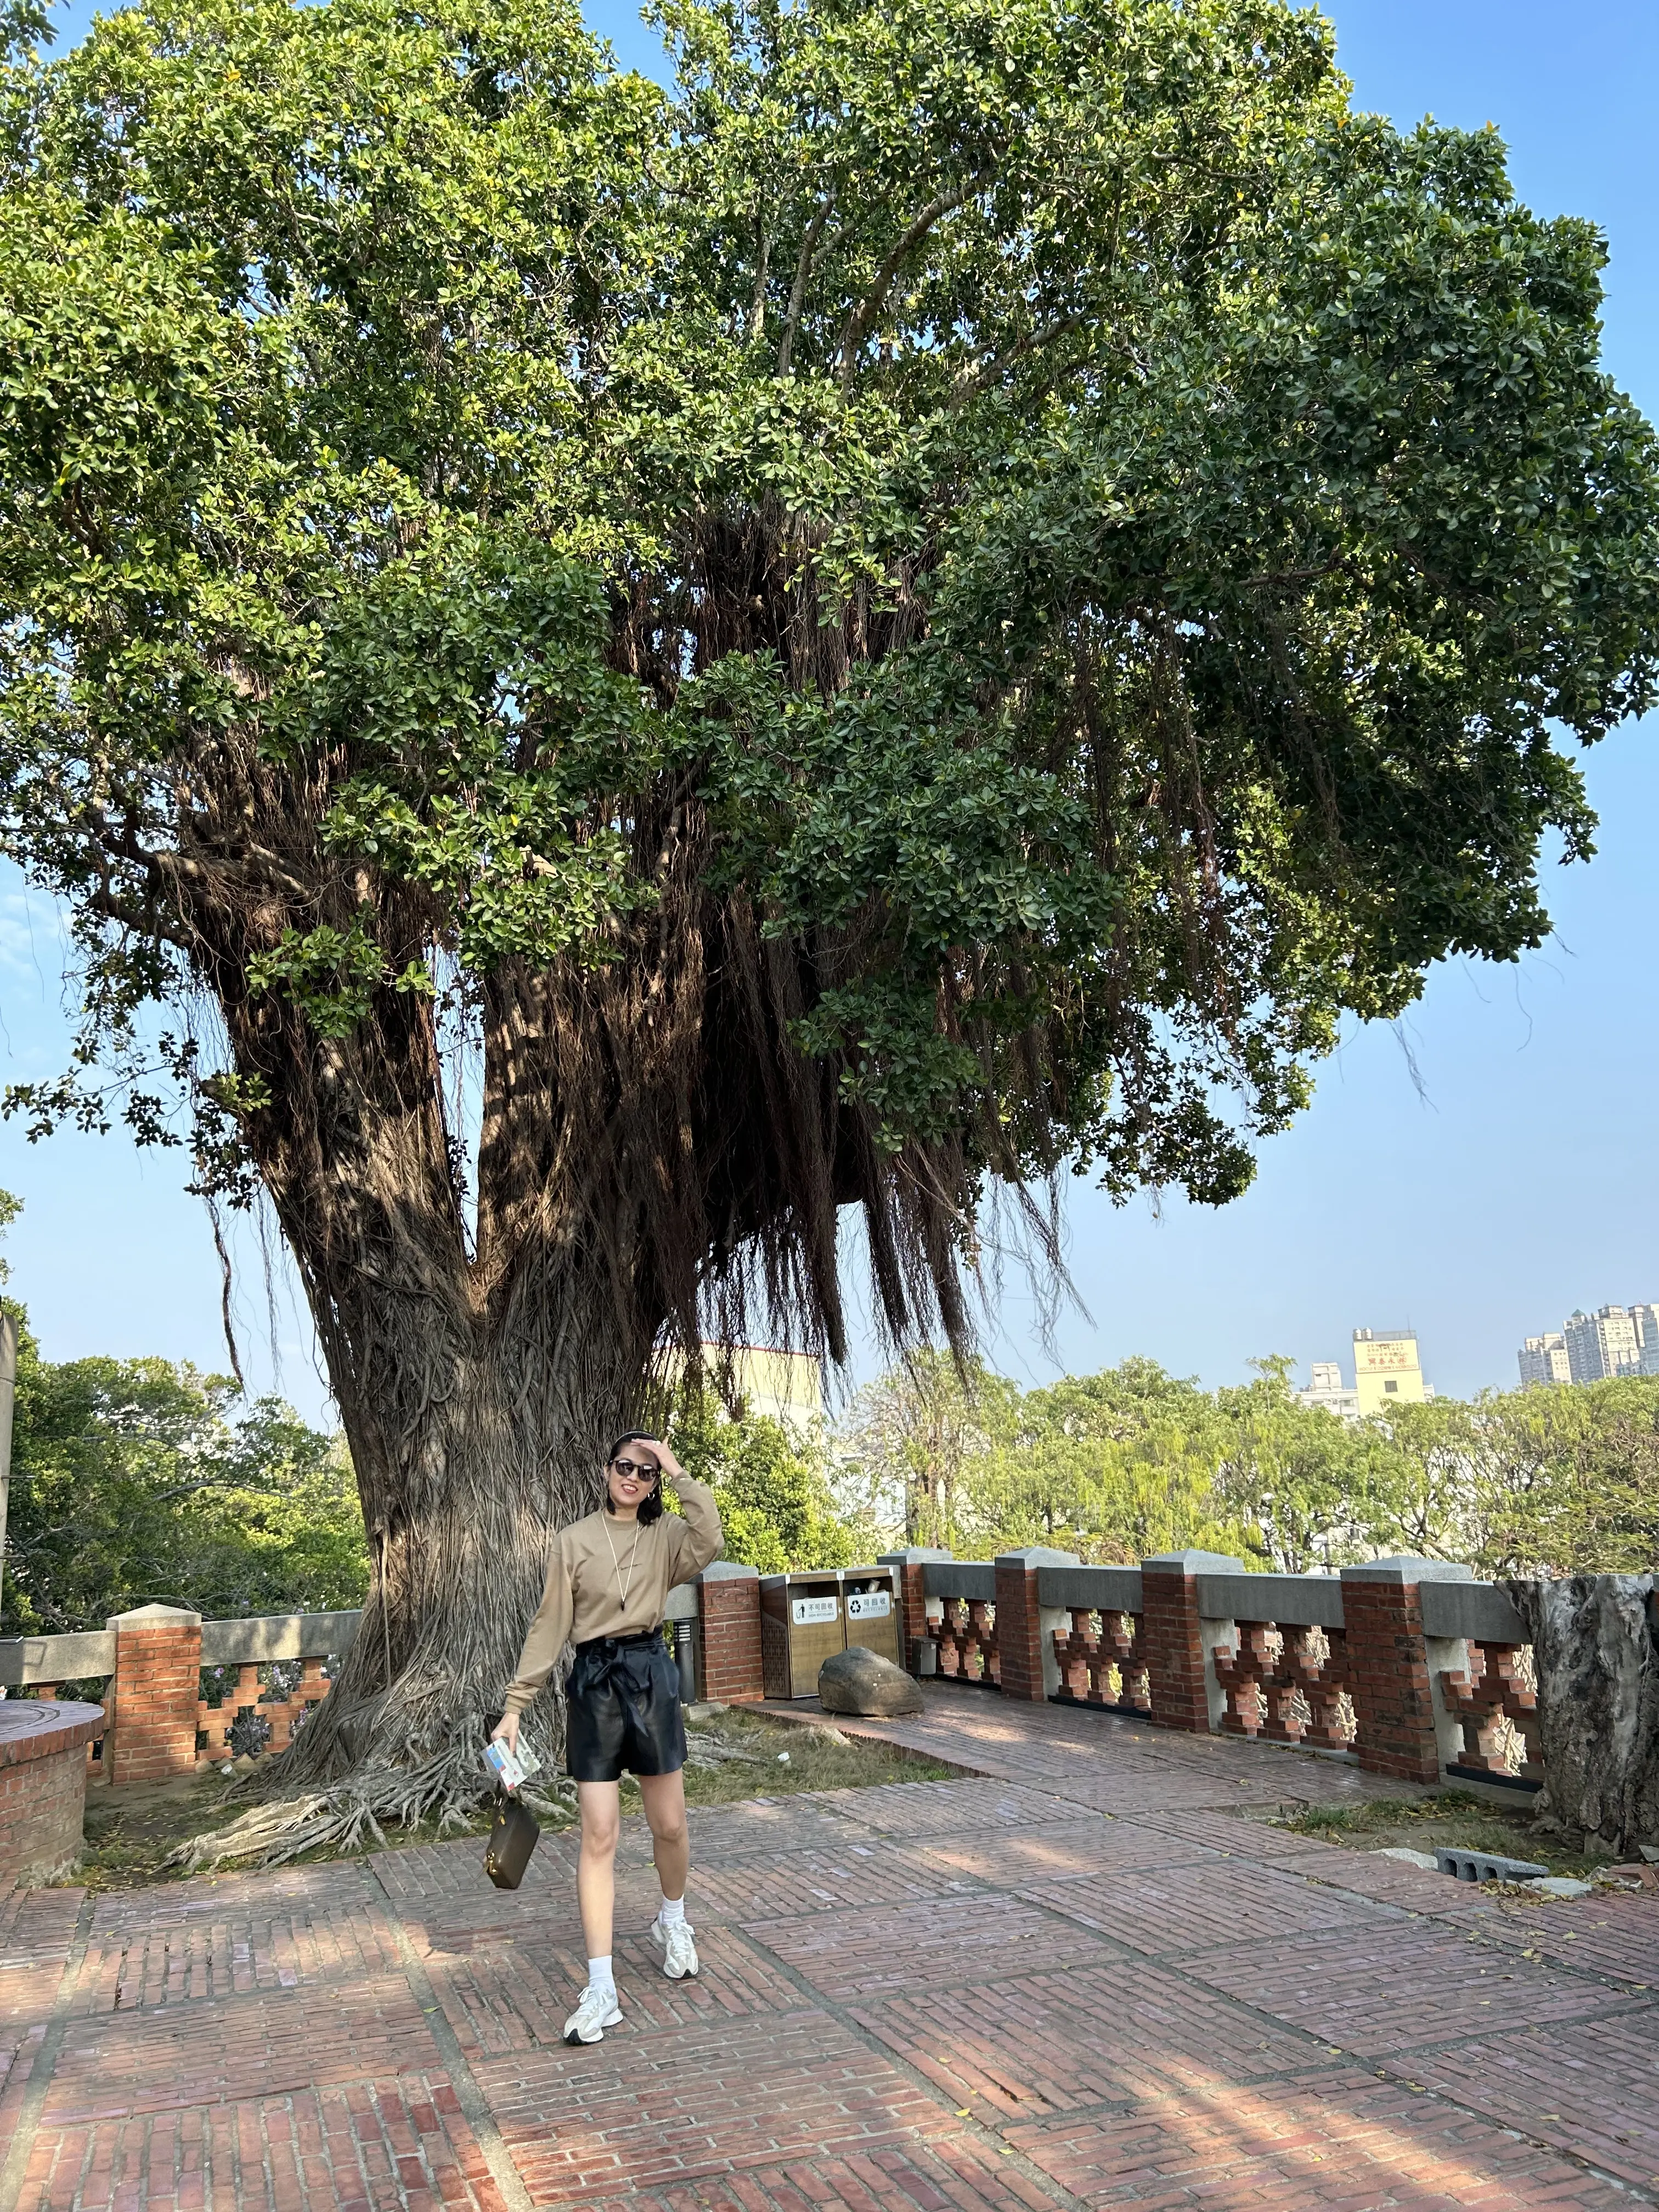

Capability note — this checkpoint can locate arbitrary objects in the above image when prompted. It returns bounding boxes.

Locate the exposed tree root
[167,1748,578,1875]
[682,1734,765,1770]
[167,1707,771,1876]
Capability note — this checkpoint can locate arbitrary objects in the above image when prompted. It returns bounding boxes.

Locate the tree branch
[777,190,836,375]
[838,171,990,391]
[749,215,772,342]
[85,883,197,955]
[948,309,1088,409]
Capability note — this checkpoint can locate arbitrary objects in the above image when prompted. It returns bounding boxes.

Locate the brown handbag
[483,1793,540,1889]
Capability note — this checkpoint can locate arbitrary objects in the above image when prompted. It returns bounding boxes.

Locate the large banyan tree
[2,0,1657,1829]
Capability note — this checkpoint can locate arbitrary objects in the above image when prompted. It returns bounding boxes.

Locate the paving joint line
[1004,1778,1659,2207]
[0,1889,95,2212]
[366,1854,538,2212]
[728,1914,1091,2212]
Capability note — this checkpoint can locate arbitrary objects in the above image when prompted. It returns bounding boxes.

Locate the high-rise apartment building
[1633,1306,1659,1378]
[1517,1332,1572,1387]
[1562,1306,1640,1384]
[1352,1328,1426,1415]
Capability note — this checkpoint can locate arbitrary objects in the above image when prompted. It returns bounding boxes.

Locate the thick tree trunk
[184,914,677,1835]
[1508,1574,1659,1855]
[275,1274,648,1810]
[151,774,968,1863]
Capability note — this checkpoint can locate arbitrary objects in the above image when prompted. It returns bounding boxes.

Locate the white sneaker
[648,1915,699,1979]
[562,1982,623,2044]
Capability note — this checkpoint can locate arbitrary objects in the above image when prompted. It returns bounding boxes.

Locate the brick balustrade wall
[993,1559,1043,1702]
[696,1565,764,1702]
[1340,1560,1448,1784]
[1141,1553,1241,1733]
[992,1549,1082,1702]
[106,1604,203,1785]
[6,1553,1516,1790]
[878,1549,953,1672]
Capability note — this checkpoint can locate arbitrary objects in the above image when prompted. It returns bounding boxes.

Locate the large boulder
[817,1645,924,1717]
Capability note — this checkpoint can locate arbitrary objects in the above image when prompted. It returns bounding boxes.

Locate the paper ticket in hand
[484,1738,541,1790]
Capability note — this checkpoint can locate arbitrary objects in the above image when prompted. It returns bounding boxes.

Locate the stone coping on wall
[922,1561,995,1601]
[922,1557,1533,1646]
[198,1610,363,1664]
[1420,1579,1528,1643]
[4,1586,720,1686]
[0,1630,117,1687]
[1036,1564,1144,1612]
[0,1699,105,1768]
[1195,1572,1346,1627]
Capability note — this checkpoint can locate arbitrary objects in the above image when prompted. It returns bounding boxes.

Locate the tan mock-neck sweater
[503,1476,724,1717]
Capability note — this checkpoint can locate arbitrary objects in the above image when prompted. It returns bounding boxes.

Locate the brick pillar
[106,1604,202,1784]
[878,1548,953,1674]
[1340,1559,1458,1784]
[994,1548,1081,1701]
[696,1564,763,1702]
[1141,1551,1242,1734]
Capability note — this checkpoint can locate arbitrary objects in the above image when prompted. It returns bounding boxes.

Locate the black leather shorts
[565,1631,687,1782]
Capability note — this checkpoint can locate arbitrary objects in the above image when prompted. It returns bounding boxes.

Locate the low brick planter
[0,1699,104,1886]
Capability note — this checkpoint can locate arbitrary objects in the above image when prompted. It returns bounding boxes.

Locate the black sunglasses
[610,1455,659,1482]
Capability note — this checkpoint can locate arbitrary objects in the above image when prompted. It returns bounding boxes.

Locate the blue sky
[2,0,1656,1420]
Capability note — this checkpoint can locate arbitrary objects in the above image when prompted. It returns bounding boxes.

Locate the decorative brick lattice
[1211,1619,1358,1752]
[1052,1609,1150,1713]
[196,1658,331,1768]
[1437,1640,1542,1780]
[932,1598,1001,1688]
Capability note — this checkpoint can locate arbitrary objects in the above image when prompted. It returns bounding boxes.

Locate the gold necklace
[600,1511,643,1615]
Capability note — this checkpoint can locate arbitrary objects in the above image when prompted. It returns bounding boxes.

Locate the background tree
[1211,1358,1404,1571]
[3,0,1657,1832]
[838,1353,1019,1548]
[968,1360,1254,1559]
[667,1386,860,1572]
[1454,1381,1659,1576]
[2,1336,364,1636]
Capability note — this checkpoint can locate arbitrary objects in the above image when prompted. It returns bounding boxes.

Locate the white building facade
[1562,1305,1641,1384]
[1516,1332,1572,1387]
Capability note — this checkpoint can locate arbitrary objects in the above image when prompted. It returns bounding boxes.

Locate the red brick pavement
[1004,2067,1634,2208]
[914,1819,1221,1886]
[0,1681,1653,2212]
[17,2074,508,2212]
[1415,2014,1659,2190]
[477,2009,957,2201]
[1023,1855,1398,1955]
[1179,1921,1645,2056]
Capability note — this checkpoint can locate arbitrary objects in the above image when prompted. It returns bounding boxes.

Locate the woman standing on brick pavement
[492,1432,723,2044]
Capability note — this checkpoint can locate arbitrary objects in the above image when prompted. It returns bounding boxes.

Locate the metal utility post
[0,1311,15,1631]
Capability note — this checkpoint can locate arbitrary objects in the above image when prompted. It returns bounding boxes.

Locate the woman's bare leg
[639,1769,689,1904]
[576,1780,621,1959]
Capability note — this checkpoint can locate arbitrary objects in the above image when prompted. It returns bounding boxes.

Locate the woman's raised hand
[648,1437,687,1484]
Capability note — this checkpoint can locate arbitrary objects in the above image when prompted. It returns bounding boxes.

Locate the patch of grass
[1273,1788,1615,1878]
[674,1703,956,1804]
[59,1701,953,1891]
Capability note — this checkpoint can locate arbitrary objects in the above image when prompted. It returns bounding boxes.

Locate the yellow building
[662,1344,825,1429]
[1351,1328,1426,1416]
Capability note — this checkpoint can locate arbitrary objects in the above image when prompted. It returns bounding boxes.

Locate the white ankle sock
[587,1955,614,1995]
[657,1895,686,1928]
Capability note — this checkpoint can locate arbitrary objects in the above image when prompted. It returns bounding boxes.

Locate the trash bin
[840,1568,901,1666]
[760,1571,845,1699]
